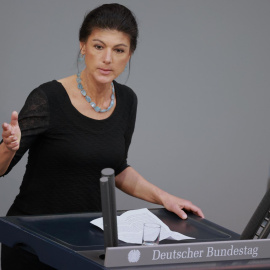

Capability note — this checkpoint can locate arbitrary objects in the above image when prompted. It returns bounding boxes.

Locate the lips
[98,68,112,75]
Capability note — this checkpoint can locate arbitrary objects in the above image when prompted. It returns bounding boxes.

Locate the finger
[10,111,19,127]
[11,145,20,151]
[2,124,13,138]
[185,204,205,218]
[174,207,188,220]
[3,135,17,144]
[193,208,204,218]
[6,141,19,151]
[169,203,188,219]
[2,122,11,132]
[7,140,19,147]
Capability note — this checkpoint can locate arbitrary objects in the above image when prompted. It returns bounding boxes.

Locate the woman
[0,3,204,269]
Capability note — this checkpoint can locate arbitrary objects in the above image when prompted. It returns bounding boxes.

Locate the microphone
[100,168,118,249]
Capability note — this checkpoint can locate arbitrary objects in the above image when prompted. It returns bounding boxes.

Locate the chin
[95,75,115,84]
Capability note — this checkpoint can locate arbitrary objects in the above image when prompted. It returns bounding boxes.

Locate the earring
[79,53,85,62]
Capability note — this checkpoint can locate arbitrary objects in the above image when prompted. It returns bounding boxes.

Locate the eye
[94,44,103,50]
[115,48,125,54]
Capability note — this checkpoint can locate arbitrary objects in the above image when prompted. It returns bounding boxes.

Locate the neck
[81,70,112,106]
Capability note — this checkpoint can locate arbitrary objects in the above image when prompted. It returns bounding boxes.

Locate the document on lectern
[90,208,194,244]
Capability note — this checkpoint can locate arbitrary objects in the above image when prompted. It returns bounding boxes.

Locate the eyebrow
[92,39,128,47]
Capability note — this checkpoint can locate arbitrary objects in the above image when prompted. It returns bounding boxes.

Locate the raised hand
[1,111,21,152]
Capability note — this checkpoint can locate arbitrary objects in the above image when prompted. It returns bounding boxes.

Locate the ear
[127,52,132,62]
[80,42,86,54]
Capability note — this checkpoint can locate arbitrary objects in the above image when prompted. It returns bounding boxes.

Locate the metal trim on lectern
[104,238,270,267]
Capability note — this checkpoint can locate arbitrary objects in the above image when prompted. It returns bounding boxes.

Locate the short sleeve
[1,87,50,176]
[115,91,138,175]
[124,92,138,158]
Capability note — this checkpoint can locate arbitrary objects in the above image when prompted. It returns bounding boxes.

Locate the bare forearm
[115,167,168,206]
[115,166,204,219]
[0,143,15,176]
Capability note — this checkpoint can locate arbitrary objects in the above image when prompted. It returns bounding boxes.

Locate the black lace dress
[1,80,137,269]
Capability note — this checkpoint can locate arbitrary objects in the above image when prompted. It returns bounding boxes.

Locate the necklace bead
[77,73,115,113]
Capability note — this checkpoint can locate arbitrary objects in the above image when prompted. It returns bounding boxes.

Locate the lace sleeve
[1,87,50,176]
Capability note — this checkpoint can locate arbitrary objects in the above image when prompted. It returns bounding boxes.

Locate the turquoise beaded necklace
[76,72,115,113]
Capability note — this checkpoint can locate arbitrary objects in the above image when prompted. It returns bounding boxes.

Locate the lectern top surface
[0,208,239,251]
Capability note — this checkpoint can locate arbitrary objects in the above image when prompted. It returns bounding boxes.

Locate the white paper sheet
[90,208,194,244]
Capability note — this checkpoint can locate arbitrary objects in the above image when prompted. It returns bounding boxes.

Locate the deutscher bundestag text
[152,245,258,261]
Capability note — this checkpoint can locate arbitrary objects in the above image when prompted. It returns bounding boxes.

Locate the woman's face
[80,28,131,85]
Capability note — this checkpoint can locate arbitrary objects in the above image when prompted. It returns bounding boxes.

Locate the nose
[103,49,112,64]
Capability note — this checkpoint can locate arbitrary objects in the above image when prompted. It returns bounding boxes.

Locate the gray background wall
[0,0,270,259]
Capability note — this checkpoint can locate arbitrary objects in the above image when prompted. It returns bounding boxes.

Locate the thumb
[10,111,19,126]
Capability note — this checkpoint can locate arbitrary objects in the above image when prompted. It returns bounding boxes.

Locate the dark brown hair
[79,3,138,53]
